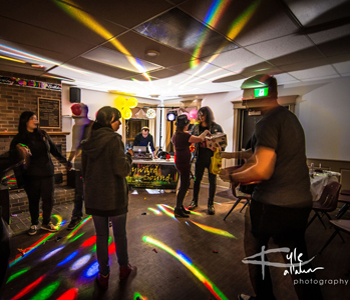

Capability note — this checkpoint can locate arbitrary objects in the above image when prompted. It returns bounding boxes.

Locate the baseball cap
[141,126,150,131]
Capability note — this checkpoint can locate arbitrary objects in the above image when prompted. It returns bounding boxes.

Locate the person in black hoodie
[10,111,70,235]
[81,106,136,289]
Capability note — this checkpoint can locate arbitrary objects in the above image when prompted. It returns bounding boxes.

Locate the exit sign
[254,87,268,97]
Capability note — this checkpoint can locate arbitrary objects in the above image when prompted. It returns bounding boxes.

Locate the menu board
[37,98,61,128]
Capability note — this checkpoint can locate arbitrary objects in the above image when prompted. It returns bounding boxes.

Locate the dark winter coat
[81,127,132,216]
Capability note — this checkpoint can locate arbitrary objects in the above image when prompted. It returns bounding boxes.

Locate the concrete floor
[2,184,350,300]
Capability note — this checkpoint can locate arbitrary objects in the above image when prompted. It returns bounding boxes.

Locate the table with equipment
[127,158,178,190]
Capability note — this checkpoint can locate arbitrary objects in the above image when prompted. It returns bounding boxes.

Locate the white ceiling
[0,0,350,101]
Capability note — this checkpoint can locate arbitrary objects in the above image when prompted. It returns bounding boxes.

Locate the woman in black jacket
[10,111,70,235]
[81,106,136,289]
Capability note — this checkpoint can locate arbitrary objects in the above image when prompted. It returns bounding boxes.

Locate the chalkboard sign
[37,98,61,129]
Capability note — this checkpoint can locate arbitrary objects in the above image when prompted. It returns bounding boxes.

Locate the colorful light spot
[190,221,236,238]
[81,235,96,248]
[29,281,60,300]
[83,261,99,278]
[41,246,65,261]
[157,204,177,220]
[6,268,30,284]
[57,251,78,266]
[70,254,92,271]
[148,208,161,215]
[143,236,228,300]
[56,288,79,300]
[10,275,46,300]
[9,233,55,267]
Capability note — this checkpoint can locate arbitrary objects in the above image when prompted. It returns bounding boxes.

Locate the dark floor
[2,184,350,300]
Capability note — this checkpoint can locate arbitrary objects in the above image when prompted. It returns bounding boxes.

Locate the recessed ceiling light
[146,50,160,57]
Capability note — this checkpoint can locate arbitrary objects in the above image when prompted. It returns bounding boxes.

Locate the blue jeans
[92,214,129,276]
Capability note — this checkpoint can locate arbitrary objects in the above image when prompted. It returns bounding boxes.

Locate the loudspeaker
[69,87,81,103]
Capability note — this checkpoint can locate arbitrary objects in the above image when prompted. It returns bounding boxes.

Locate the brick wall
[9,186,75,214]
[0,72,73,211]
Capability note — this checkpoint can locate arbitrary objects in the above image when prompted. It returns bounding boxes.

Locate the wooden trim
[0,132,70,136]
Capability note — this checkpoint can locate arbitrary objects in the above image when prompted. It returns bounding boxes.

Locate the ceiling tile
[0,0,126,46]
[104,31,194,67]
[0,17,95,58]
[332,61,350,75]
[0,39,72,66]
[279,58,331,73]
[202,48,269,73]
[67,57,140,79]
[246,35,323,66]
[288,65,339,80]
[284,0,350,27]
[133,8,239,58]
[273,73,300,84]
[70,0,173,28]
[81,46,162,73]
[179,0,299,46]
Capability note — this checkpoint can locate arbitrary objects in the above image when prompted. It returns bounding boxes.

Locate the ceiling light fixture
[146,50,160,57]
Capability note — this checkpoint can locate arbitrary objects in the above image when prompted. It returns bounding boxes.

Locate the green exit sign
[254,87,268,97]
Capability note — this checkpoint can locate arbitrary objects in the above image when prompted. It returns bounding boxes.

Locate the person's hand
[203,129,210,136]
[210,146,217,152]
[127,149,134,156]
[219,168,231,182]
[67,161,72,171]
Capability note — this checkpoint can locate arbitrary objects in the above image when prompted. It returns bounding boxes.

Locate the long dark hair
[18,111,43,140]
[197,106,214,128]
[92,106,121,131]
[175,125,187,135]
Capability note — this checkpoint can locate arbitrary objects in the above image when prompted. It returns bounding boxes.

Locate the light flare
[143,236,228,300]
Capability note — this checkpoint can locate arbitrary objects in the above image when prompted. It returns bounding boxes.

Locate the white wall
[280,76,350,161]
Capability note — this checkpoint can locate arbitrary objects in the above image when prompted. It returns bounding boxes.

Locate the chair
[319,219,350,254]
[223,184,251,221]
[306,181,341,229]
[335,193,350,219]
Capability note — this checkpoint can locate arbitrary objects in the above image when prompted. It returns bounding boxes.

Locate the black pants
[193,156,216,204]
[244,200,323,300]
[71,170,83,219]
[175,164,190,208]
[24,176,54,225]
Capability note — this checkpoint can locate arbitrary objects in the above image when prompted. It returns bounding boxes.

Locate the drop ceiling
[0,0,349,101]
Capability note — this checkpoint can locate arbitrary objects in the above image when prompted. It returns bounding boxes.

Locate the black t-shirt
[133,133,155,151]
[252,106,312,208]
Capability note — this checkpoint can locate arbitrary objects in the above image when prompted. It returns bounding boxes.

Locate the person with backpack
[67,103,93,230]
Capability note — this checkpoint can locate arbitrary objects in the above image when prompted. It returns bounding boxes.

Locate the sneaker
[41,222,58,232]
[119,264,137,280]
[96,272,109,289]
[67,218,82,230]
[238,294,256,300]
[28,225,37,235]
[188,200,198,210]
